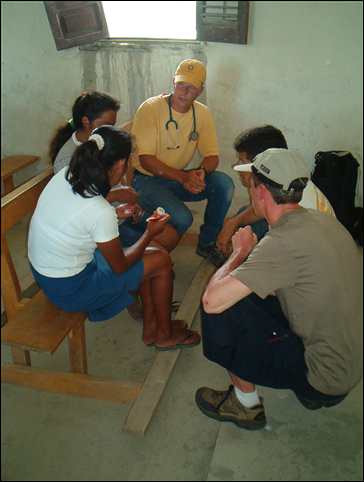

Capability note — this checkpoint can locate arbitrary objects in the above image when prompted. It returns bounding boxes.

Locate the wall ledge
[79,38,205,52]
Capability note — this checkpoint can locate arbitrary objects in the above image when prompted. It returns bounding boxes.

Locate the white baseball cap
[233,148,310,191]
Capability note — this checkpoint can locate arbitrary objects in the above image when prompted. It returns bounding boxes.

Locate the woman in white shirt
[28,126,200,350]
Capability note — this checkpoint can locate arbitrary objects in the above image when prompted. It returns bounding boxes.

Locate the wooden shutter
[196,1,249,44]
[44,1,109,50]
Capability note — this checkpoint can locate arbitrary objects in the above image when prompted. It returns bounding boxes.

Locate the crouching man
[196,148,363,430]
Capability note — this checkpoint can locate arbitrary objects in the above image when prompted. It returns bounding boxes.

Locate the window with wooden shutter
[196,1,249,44]
[44,1,108,50]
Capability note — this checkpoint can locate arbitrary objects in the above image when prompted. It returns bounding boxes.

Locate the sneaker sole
[195,392,266,431]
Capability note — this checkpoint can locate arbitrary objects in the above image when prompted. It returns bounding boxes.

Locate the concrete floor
[1,219,363,481]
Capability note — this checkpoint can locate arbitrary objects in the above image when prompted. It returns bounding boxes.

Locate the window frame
[44,1,249,50]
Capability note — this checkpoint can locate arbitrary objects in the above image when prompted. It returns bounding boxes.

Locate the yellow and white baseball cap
[174,59,206,89]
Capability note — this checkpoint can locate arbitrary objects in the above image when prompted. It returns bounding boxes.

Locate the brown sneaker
[195,385,266,430]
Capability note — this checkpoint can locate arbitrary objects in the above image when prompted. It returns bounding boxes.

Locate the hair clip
[88,133,105,151]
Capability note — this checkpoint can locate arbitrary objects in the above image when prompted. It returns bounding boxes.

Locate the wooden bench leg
[67,321,88,374]
[11,347,31,366]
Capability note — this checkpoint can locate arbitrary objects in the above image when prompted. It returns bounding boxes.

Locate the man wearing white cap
[131,59,234,266]
[196,148,362,430]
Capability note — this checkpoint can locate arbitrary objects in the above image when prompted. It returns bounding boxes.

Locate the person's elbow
[202,290,225,314]
[139,155,155,173]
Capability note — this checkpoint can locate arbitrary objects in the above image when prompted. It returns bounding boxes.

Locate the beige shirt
[131,95,219,175]
[231,208,363,395]
[301,181,336,216]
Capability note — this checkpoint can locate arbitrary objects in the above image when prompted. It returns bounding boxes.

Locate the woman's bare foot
[143,320,188,346]
[154,325,201,351]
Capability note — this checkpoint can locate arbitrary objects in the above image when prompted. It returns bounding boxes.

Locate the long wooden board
[2,365,142,404]
[124,259,216,434]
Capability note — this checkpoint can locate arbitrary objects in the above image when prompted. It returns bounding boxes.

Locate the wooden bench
[1,167,215,434]
[1,168,141,404]
[1,155,40,196]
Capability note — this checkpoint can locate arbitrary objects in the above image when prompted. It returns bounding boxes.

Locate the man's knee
[207,171,235,201]
[200,305,235,344]
[170,208,194,235]
[200,306,236,368]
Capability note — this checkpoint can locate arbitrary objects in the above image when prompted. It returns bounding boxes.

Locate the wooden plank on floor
[124,259,216,434]
[2,365,142,404]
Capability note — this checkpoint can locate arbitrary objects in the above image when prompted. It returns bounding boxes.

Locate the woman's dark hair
[49,91,120,164]
[234,125,288,160]
[66,126,132,198]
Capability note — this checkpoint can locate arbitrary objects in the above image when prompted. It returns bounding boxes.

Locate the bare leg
[152,224,181,253]
[139,278,157,345]
[140,247,200,347]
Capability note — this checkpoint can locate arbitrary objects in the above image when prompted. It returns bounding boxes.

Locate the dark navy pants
[201,293,347,402]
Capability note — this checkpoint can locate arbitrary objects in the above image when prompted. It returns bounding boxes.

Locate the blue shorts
[30,250,144,322]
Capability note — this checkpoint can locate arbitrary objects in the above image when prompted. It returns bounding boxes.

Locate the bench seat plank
[1,155,40,180]
[1,291,86,353]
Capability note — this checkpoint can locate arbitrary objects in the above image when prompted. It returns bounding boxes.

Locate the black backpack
[312,150,363,246]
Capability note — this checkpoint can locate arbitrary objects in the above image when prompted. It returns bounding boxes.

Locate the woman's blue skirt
[30,250,144,322]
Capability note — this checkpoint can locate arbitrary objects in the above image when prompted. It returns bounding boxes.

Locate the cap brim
[233,163,253,172]
[174,75,201,89]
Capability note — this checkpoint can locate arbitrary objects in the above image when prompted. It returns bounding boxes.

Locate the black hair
[66,126,132,198]
[49,91,120,164]
[234,125,288,160]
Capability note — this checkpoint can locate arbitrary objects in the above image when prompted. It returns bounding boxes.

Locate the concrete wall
[1,1,83,184]
[81,44,207,125]
[1,1,362,205]
[206,1,363,206]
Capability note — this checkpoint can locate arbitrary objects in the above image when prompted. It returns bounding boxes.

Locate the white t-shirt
[28,167,119,277]
[53,132,82,174]
[300,180,335,216]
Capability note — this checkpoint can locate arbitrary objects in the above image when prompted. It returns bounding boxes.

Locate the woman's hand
[116,203,144,221]
[129,204,145,223]
[145,212,170,238]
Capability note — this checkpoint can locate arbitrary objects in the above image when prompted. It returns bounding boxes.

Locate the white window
[102,1,196,40]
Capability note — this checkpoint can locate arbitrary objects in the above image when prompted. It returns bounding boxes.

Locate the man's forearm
[202,249,252,313]
[200,155,219,174]
[211,248,248,285]
[140,155,186,183]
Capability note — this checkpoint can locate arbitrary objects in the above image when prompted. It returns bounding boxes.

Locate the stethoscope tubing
[165,94,198,141]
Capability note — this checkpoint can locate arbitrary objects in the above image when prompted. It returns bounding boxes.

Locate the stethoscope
[165,94,199,143]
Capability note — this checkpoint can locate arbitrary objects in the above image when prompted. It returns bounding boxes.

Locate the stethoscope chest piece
[189,131,199,142]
